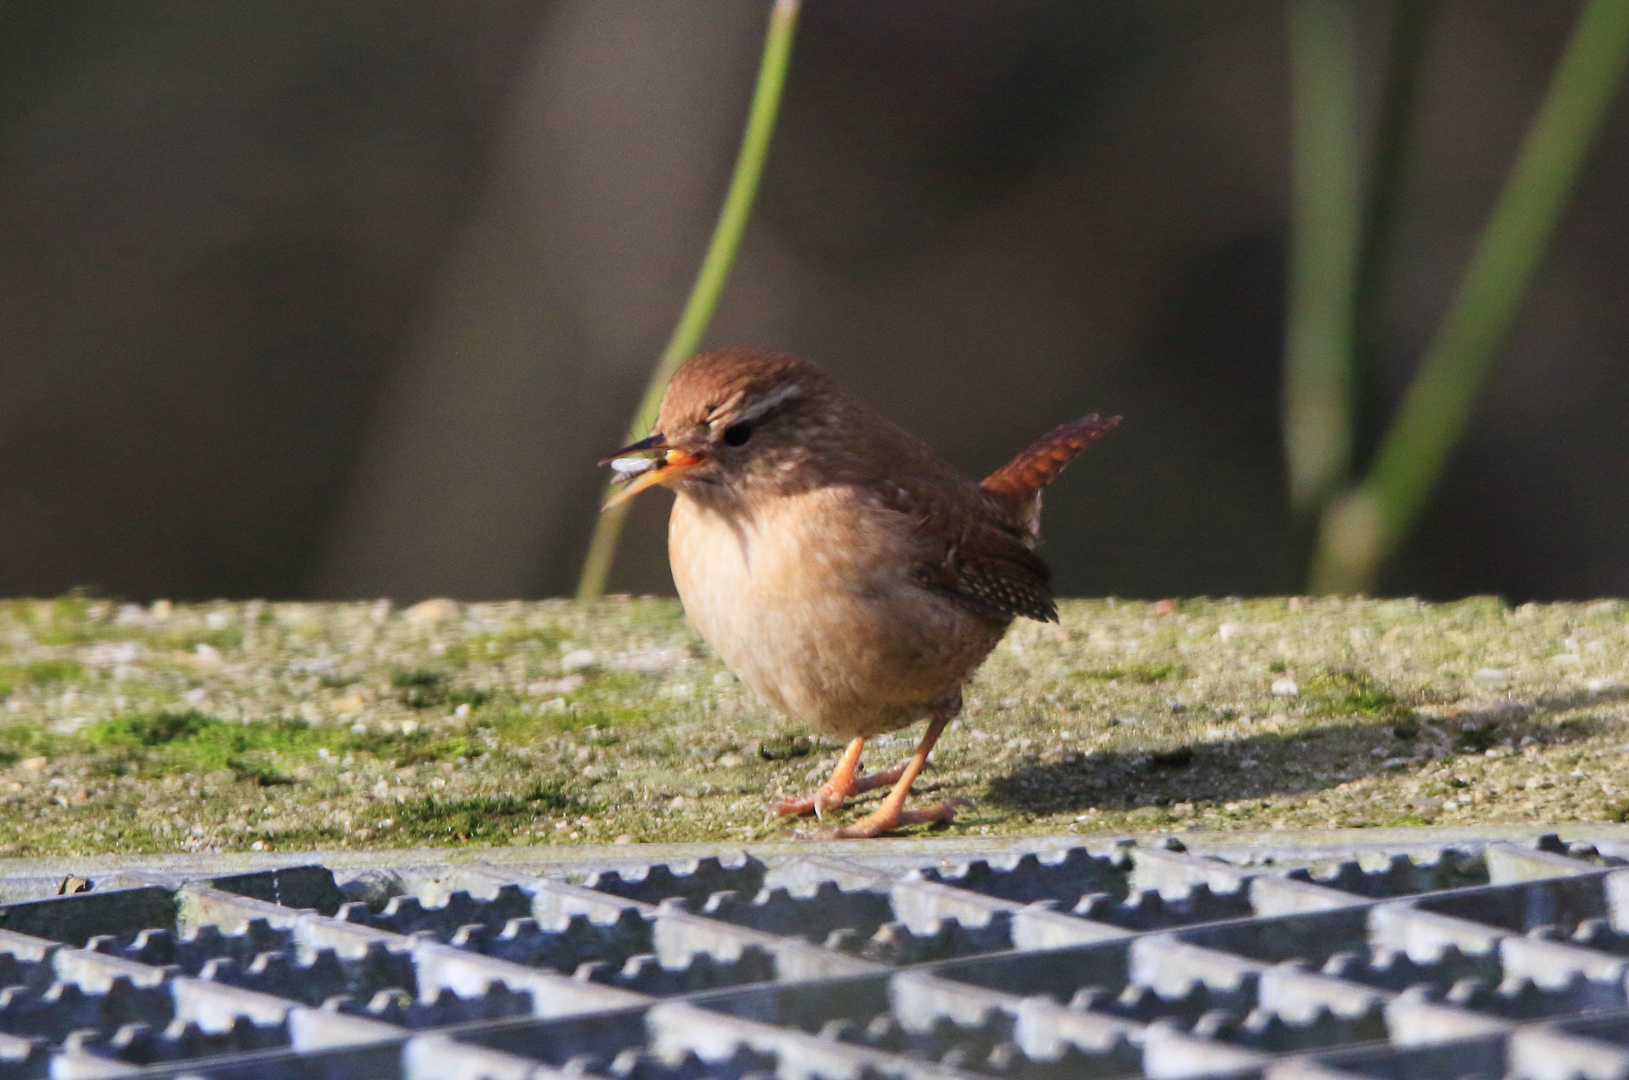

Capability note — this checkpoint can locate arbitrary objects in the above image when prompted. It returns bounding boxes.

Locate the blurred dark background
[0,1,1624,603]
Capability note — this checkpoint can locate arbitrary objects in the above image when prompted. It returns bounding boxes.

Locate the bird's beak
[599,433,705,510]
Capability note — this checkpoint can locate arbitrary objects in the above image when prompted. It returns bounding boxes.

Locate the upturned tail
[982,414,1120,501]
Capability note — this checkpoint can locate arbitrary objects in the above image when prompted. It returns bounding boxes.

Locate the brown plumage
[982,414,1121,544]
[602,348,1118,838]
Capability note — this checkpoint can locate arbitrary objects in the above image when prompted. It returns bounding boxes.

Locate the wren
[602,348,1118,838]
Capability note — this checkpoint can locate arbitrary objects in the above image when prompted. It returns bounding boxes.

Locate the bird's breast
[669,486,1004,738]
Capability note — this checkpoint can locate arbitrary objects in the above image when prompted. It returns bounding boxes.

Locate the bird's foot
[792,797,971,840]
[766,761,910,820]
[765,790,830,820]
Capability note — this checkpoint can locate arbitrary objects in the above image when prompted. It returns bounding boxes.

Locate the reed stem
[576,0,802,599]
[1310,0,1629,593]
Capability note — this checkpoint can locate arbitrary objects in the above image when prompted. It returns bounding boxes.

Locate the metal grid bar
[1,833,1629,1077]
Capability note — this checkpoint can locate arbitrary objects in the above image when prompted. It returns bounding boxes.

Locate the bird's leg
[803,696,967,840]
[769,737,910,819]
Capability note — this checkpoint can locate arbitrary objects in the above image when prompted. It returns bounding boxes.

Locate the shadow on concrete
[983,687,1629,816]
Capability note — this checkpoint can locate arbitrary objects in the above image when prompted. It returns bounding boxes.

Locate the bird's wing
[920,523,1058,623]
[878,478,1058,623]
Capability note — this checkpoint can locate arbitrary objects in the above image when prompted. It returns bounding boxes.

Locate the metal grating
[5,834,1629,1076]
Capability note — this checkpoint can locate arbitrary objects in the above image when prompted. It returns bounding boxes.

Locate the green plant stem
[1311,0,1629,594]
[576,0,801,600]
[1284,0,1362,527]
[1348,0,1437,467]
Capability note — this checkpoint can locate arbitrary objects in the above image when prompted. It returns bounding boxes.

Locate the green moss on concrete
[0,595,1625,856]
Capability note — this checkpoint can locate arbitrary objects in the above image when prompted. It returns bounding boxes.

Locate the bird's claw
[766,783,842,820]
[790,797,972,840]
[768,767,906,820]
[813,786,847,819]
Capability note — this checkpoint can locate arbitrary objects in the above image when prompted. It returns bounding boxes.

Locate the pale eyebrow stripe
[704,389,747,422]
[729,382,805,423]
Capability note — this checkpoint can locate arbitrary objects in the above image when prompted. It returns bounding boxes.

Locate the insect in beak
[599,434,705,509]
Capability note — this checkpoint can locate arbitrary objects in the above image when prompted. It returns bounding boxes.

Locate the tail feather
[982,414,1120,501]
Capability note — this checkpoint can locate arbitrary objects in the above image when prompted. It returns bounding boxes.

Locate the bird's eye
[722,420,753,447]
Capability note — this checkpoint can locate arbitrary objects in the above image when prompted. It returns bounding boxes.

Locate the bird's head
[600,348,836,508]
